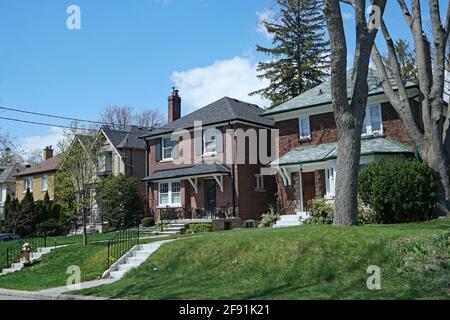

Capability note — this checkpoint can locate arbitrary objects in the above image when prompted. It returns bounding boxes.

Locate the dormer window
[362,105,383,136]
[162,137,173,160]
[299,116,311,140]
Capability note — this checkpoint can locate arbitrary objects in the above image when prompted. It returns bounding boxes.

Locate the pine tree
[251,0,329,107]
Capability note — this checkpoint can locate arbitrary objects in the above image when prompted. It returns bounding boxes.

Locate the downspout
[228,122,237,217]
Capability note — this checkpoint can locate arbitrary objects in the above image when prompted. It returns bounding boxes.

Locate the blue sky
[0,0,447,157]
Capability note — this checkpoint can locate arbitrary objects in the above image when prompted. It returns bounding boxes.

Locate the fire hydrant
[22,243,32,266]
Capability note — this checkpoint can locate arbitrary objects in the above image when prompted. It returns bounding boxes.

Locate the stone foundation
[212,218,241,231]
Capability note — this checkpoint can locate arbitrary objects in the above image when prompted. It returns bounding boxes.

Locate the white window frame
[326,166,336,198]
[41,175,49,192]
[362,104,383,137]
[203,132,217,156]
[162,137,173,161]
[255,174,265,191]
[23,177,33,193]
[158,181,181,207]
[299,116,311,140]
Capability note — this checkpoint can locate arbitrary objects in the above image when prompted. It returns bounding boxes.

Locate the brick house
[262,69,421,217]
[140,89,276,228]
[14,147,60,202]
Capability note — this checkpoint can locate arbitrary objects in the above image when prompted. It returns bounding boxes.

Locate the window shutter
[155,138,162,162]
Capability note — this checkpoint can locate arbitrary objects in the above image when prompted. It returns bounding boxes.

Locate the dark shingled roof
[143,162,231,181]
[102,126,151,153]
[14,155,60,177]
[263,68,418,117]
[140,97,274,139]
[0,164,24,183]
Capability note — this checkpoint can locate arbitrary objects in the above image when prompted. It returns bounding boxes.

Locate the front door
[205,179,217,217]
[302,172,316,211]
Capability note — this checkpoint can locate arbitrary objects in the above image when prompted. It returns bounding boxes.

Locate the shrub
[186,223,212,234]
[36,219,63,236]
[357,199,378,225]
[358,160,438,224]
[141,217,155,227]
[258,206,280,228]
[304,197,334,225]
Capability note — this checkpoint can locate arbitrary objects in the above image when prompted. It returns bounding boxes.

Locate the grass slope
[0,236,174,291]
[76,219,450,300]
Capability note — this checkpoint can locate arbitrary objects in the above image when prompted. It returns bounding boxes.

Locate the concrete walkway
[0,287,110,300]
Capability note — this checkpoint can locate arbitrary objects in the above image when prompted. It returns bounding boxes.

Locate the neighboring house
[92,126,151,221]
[0,163,23,221]
[262,69,423,215]
[14,146,60,202]
[140,89,276,228]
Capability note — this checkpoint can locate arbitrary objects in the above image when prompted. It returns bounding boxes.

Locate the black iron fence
[4,232,48,269]
[106,218,140,270]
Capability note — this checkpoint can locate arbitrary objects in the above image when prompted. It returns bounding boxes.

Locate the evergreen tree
[251,0,329,107]
[382,39,418,84]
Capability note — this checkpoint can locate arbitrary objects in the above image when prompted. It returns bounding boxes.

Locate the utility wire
[0,105,107,125]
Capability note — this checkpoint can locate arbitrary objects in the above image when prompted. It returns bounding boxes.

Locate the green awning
[271,137,413,167]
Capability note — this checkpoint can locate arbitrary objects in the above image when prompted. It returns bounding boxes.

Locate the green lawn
[74,219,450,300]
[0,236,175,291]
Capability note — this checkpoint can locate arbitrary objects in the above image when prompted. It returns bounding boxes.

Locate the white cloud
[19,127,64,161]
[171,56,270,113]
[256,9,276,39]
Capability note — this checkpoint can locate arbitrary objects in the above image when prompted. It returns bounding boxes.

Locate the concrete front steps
[103,240,174,279]
[273,212,309,228]
[0,247,56,276]
[153,223,186,236]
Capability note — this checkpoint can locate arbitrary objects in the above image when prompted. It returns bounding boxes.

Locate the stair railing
[3,230,47,269]
[106,218,140,270]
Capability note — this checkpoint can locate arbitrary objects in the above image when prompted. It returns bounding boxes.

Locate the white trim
[158,180,181,207]
[299,169,304,212]
[299,116,311,139]
[187,178,198,194]
[162,136,174,161]
[281,167,292,186]
[362,104,383,137]
[41,174,49,192]
[213,175,224,192]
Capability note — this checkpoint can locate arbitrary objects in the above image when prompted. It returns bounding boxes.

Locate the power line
[0,105,106,125]
[0,116,96,132]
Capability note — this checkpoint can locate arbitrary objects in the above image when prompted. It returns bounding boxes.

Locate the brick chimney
[168,87,181,123]
[43,146,54,161]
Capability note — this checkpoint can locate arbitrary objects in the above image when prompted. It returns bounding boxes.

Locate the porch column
[299,168,304,212]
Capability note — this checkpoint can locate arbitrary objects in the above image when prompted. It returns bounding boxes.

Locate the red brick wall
[276,99,421,156]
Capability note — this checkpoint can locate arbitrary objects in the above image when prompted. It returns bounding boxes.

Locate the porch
[272,137,413,214]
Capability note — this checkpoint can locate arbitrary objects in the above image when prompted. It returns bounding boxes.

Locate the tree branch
[397,0,414,30]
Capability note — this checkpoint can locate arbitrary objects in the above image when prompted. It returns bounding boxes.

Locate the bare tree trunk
[324,0,386,226]
[82,207,87,246]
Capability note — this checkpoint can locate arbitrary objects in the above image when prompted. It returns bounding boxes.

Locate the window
[98,152,112,173]
[158,181,181,207]
[41,175,48,191]
[22,177,33,193]
[162,138,173,160]
[299,116,311,139]
[362,105,382,136]
[204,134,217,155]
[255,174,265,191]
[326,167,336,197]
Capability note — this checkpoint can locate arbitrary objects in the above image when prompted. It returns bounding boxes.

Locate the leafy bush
[258,206,280,228]
[357,199,378,225]
[141,217,155,227]
[36,219,63,236]
[358,160,438,223]
[186,223,212,234]
[304,197,334,225]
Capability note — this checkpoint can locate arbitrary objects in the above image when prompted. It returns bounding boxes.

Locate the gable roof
[263,68,418,117]
[140,97,274,139]
[271,137,413,167]
[14,155,60,177]
[0,164,24,183]
[101,126,151,155]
